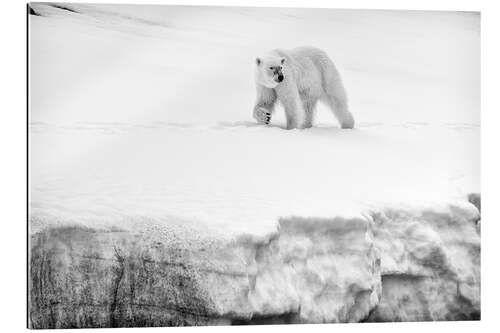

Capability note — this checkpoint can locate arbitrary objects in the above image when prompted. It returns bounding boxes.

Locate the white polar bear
[253,46,354,129]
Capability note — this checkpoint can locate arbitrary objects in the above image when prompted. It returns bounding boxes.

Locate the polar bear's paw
[253,107,272,125]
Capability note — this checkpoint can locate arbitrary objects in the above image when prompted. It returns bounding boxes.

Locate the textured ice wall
[368,202,480,321]
[29,200,480,328]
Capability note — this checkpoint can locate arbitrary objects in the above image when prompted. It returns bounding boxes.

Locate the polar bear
[253,46,354,129]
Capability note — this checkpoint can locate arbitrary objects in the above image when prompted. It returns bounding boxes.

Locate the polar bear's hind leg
[323,91,354,129]
[320,58,355,129]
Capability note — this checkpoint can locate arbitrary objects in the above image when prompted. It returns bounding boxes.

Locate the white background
[0,0,498,332]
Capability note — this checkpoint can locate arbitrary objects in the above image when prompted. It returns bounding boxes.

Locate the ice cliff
[29,198,480,328]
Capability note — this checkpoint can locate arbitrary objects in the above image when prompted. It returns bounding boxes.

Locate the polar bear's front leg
[303,99,318,129]
[278,87,306,129]
[253,107,272,124]
[285,112,299,130]
[253,85,277,125]
[283,101,305,130]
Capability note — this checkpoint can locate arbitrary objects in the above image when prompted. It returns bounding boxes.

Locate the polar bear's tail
[320,56,355,129]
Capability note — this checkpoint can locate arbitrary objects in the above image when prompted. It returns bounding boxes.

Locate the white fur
[253,46,355,129]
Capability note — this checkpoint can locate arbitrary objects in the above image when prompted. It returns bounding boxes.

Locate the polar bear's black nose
[278,75,284,82]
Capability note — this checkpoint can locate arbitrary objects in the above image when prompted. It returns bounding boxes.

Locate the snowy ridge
[29,122,479,239]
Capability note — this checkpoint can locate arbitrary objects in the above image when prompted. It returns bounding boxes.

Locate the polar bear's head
[254,54,286,88]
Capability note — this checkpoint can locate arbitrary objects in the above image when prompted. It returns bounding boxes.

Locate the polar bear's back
[289,46,331,61]
[273,46,336,69]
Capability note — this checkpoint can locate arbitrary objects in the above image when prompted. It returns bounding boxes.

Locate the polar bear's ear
[281,58,285,64]
[256,58,261,66]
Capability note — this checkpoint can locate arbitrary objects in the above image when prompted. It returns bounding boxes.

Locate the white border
[1,0,498,332]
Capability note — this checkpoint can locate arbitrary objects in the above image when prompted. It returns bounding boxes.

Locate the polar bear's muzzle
[273,67,284,83]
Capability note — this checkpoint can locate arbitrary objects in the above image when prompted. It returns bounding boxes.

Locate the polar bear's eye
[269,67,274,70]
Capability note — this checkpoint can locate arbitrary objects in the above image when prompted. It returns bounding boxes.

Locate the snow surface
[29,3,480,238]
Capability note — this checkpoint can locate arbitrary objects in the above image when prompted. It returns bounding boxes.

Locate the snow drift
[28,3,480,328]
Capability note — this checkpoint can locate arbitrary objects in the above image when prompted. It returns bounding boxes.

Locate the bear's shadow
[216,121,284,129]
[216,121,352,135]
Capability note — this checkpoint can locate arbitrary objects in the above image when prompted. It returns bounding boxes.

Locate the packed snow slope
[28,3,480,327]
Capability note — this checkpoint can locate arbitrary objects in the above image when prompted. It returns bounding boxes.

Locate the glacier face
[368,203,480,322]
[29,200,480,328]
